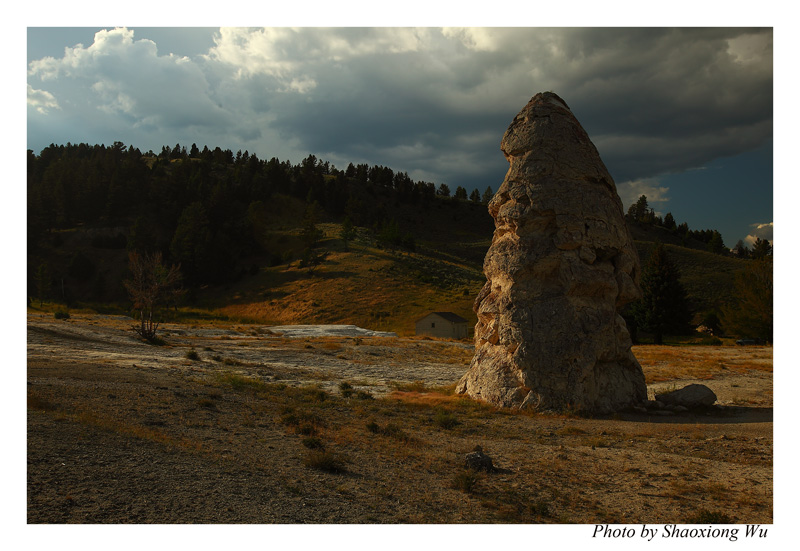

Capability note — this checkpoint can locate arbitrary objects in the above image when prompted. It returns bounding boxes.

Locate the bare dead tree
[123,251,182,342]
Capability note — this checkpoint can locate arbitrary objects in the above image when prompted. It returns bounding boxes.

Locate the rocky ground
[27,312,773,525]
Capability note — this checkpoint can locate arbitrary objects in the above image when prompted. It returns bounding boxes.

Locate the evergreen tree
[707,230,726,255]
[33,262,51,307]
[721,258,772,342]
[170,202,212,285]
[627,195,650,223]
[340,216,355,250]
[482,186,494,203]
[663,212,676,231]
[68,250,95,281]
[127,215,160,253]
[751,237,772,259]
[437,183,451,197]
[733,240,750,258]
[631,242,691,344]
[470,189,481,203]
[300,202,323,249]
[454,186,467,200]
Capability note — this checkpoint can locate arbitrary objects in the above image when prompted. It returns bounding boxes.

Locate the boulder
[464,451,495,472]
[655,384,717,408]
[456,92,647,413]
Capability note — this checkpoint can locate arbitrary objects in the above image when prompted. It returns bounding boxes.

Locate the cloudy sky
[27,25,773,248]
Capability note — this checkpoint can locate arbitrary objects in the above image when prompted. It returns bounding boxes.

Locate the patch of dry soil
[27,313,772,524]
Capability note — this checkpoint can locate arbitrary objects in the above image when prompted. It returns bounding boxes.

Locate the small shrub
[381,423,405,438]
[366,420,414,443]
[297,424,319,436]
[185,349,200,361]
[355,389,373,400]
[393,381,429,393]
[531,499,552,517]
[339,381,354,398]
[280,409,325,431]
[452,470,479,494]
[684,509,734,524]
[584,436,610,448]
[557,426,587,436]
[304,450,346,473]
[145,335,167,346]
[216,372,267,392]
[54,310,70,320]
[305,388,328,402]
[302,436,324,449]
[434,409,459,429]
[28,392,56,411]
[196,398,215,409]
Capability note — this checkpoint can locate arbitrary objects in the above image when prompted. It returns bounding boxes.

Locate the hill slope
[27,145,753,336]
[29,200,750,336]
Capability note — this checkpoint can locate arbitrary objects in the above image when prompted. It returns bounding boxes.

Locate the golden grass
[388,390,462,408]
[634,345,772,383]
[204,231,482,336]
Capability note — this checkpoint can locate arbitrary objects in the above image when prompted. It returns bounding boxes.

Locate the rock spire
[456,92,646,413]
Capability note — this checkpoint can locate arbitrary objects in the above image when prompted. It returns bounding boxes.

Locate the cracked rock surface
[457,92,647,413]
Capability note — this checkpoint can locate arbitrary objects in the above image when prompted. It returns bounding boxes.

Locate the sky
[26,25,774,248]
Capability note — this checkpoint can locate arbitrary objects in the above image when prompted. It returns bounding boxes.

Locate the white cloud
[205,27,430,81]
[744,222,773,246]
[726,32,772,66]
[28,27,235,144]
[616,179,670,213]
[27,84,59,114]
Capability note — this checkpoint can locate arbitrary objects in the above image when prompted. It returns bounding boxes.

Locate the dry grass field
[27,312,772,524]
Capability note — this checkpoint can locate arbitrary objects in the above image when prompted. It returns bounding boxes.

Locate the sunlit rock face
[456,92,646,413]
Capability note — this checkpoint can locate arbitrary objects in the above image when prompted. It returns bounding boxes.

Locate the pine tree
[721,258,772,342]
[170,202,212,285]
[300,202,323,248]
[482,186,494,203]
[33,262,51,307]
[632,242,691,344]
[627,195,650,223]
[733,240,750,258]
[663,212,677,231]
[751,237,772,259]
[340,216,355,250]
[707,230,726,255]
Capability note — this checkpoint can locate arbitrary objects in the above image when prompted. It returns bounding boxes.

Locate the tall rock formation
[456,92,646,413]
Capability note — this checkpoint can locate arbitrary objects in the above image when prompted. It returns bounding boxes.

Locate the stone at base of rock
[655,384,717,408]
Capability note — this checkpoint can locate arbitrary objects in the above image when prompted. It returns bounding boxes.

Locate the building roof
[416,311,469,324]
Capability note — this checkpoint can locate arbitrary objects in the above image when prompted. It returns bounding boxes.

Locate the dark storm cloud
[28,27,772,191]
[204,27,771,186]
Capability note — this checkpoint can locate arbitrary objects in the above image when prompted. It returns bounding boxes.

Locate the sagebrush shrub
[304,450,346,473]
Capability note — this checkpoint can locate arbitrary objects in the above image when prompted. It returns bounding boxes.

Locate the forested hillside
[27,142,770,339]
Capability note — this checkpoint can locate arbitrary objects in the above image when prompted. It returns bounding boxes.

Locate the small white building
[415,312,469,340]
